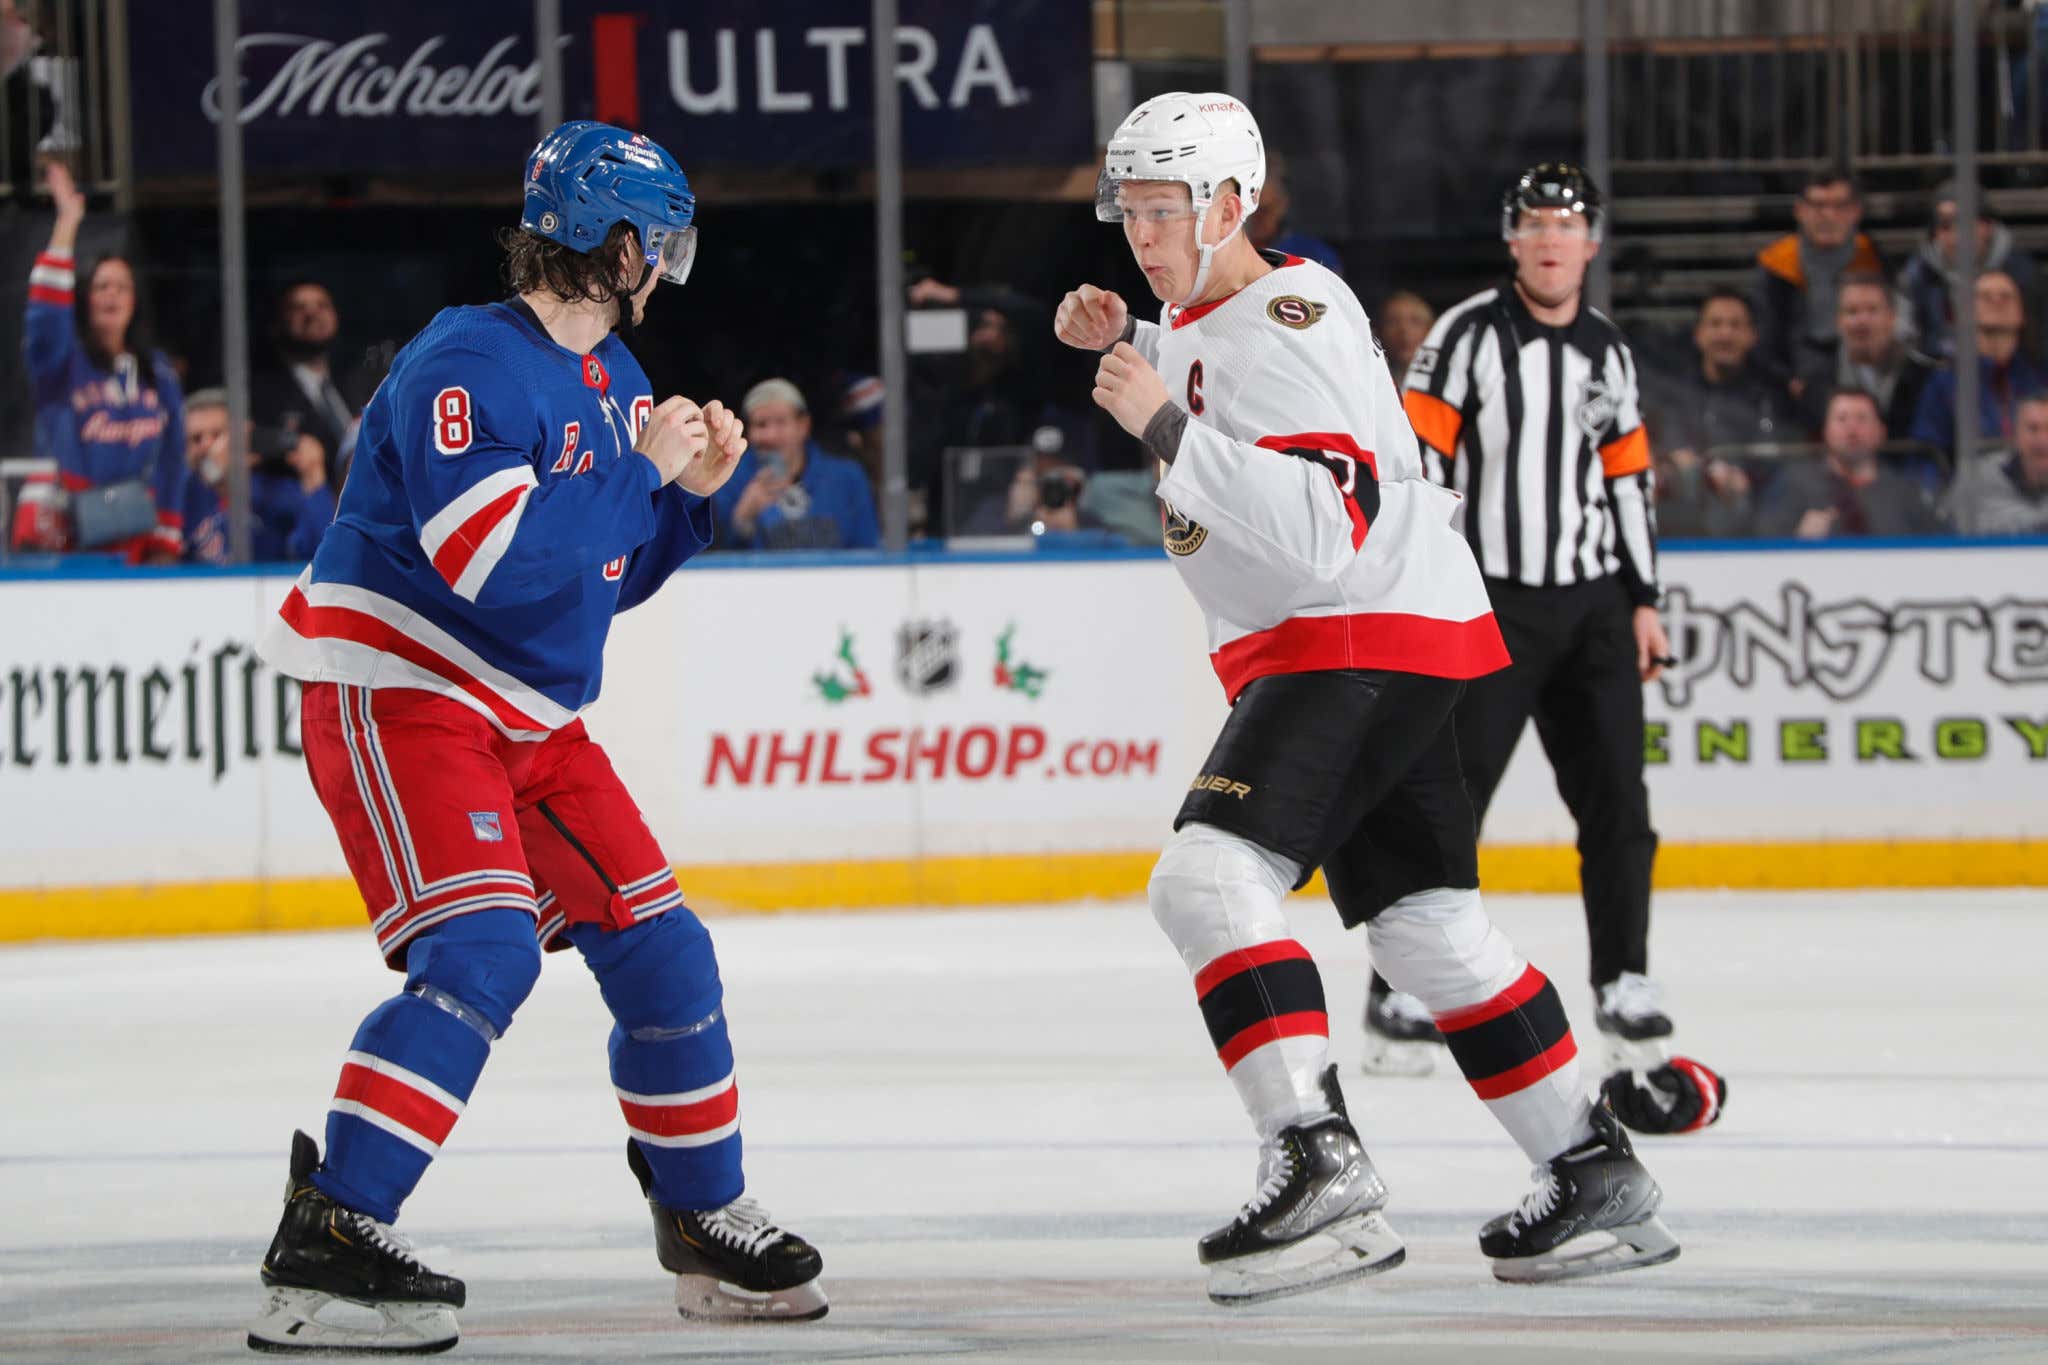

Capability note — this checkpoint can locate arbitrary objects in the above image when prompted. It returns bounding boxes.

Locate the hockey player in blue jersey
[248,122,827,1353]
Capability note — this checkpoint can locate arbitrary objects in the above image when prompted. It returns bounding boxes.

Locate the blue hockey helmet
[521,120,698,286]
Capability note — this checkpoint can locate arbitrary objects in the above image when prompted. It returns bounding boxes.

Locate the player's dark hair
[74,253,162,392]
[498,220,641,307]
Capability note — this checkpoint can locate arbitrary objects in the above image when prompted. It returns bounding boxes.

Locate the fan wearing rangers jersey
[245,123,826,1355]
[1057,93,1678,1305]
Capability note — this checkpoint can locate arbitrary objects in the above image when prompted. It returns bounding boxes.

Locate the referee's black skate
[1359,978,1444,1077]
[247,1131,463,1355]
[627,1139,828,1322]
[1481,1101,1680,1283]
[1200,1066,1405,1305]
[1595,971,1677,1071]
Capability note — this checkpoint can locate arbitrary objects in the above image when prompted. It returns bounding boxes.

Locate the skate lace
[1236,1141,1298,1224]
[1602,972,1665,1024]
[1384,991,1436,1028]
[699,1198,785,1258]
[1507,1166,1562,1236]
[345,1212,421,1267]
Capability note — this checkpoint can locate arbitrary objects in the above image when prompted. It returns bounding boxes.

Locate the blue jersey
[23,246,190,557]
[259,300,713,737]
[709,439,880,551]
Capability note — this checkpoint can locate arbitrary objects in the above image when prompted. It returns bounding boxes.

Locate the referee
[1365,164,1677,1075]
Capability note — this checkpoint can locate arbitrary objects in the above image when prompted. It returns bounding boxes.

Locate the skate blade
[1603,1036,1673,1073]
[675,1273,829,1323]
[246,1286,459,1354]
[1490,1214,1681,1285]
[1207,1210,1407,1306]
[1358,1033,1437,1078]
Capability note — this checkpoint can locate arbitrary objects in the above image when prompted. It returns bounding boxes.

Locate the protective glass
[643,222,698,285]
[1095,172,1197,226]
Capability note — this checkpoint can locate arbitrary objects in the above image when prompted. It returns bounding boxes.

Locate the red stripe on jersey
[1217,1010,1329,1070]
[1194,939,1314,1000]
[278,586,553,734]
[28,285,73,306]
[618,1083,740,1139]
[1211,610,1511,702]
[1255,432,1378,550]
[1468,1033,1579,1101]
[335,1062,461,1146]
[35,251,74,269]
[1434,964,1546,1034]
[429,485,527,589]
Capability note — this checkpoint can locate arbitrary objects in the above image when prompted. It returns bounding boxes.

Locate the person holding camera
[181,388,335,564]
[16,160,189,561]
[709,378,879,551]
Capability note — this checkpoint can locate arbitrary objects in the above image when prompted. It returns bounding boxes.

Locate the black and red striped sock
[1434,964,1592,1162]
[1192,939,1332,1136]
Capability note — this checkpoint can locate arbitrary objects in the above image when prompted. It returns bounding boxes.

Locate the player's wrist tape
[1143,403,1187,465]
[1102,317,1137,353]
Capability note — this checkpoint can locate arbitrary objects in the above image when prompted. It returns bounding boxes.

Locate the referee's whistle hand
[1634,605,1672,683]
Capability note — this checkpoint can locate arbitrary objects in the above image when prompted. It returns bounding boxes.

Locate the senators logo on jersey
[1162,500,1208,556]
[1265,296,1328,330]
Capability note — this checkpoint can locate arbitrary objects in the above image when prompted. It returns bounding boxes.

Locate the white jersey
[1136,253,1509,701]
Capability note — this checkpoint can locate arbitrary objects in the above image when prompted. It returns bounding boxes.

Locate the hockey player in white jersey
[1057,92,1679,1303]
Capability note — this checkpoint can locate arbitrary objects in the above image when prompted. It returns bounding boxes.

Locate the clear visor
[644,223,698,285]
[1507,208,1594,242]
[1095,172,1198,226]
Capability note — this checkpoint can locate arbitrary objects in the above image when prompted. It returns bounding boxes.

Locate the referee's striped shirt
[1401,283,1659,605]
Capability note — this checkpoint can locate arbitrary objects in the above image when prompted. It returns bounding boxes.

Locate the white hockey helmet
[1096,92,1266,302]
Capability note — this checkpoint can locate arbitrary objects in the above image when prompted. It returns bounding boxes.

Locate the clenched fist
[1055,283,1130,351]
[634,394,737,496]
[1092,342,1171,439]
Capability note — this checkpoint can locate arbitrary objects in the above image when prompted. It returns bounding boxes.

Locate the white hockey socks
[1368,887,1594,1163]
[1149,823,1331,1139]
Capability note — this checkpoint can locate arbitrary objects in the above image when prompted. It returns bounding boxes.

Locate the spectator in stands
[1751,165,1886,384]
[906,281,1048,494]
[1646,287,1794,453]
[180,388,335,564]
[1796,272,1936,438]
[1756,387,1943,539]
[1910,268,2047,460]
[15,160,188,561]
[710,378,880,551]
[251,279,357,484]
[1896,180,2040,362]
[1248,153,1344,276]
[1377,290,1434,390]
[1944,391,2048,534]
[2,0,54,195]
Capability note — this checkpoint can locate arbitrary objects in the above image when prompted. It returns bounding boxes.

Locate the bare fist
[44,160,84,228]
[1055,283,1130,351]
[634,394,709,487]
[1092,341,1170,439]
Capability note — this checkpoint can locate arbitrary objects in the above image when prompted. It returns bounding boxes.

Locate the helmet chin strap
[614,254,656,340]
[1177,202,1245,307]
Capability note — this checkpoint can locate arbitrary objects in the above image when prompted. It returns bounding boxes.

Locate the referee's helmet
[1501,163,1605,241]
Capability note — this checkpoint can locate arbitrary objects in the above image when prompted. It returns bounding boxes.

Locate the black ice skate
[1200,1066,1405,1305]
[247,1131,463,1355]
[1359,979,1445,1077]
[1595,971,1677,1072]
[627,1139,828,1322]
[1481,1101,1681,1283]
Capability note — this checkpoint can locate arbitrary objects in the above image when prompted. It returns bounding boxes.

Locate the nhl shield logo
[1266,295,1328,330]
[1577,378,1618,441]
[896,619,959,695]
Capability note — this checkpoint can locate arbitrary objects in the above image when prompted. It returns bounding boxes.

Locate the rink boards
[0,541,2042,939]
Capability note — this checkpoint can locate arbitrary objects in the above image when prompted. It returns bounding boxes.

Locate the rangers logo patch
[468,811,504,843]
[1162,501,1208,556]
[1265,295,1327,330]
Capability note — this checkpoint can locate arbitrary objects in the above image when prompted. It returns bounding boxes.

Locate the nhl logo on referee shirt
[1265,295,1327,330]
[1577,378,1618,441]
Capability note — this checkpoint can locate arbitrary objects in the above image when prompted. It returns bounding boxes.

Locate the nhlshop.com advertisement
[591,558,1226,867]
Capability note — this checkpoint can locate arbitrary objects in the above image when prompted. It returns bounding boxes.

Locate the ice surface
[4,889,2046,1362]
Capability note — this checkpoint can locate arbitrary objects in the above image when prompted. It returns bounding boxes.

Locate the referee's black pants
[1371,574,1657,993]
